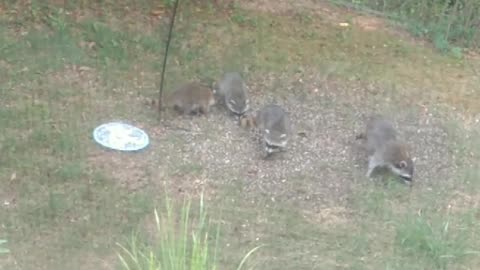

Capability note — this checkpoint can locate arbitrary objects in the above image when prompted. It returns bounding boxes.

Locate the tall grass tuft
[117,193,263,270]
[394,212,478,268]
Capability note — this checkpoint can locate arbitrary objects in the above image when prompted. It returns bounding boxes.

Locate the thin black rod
[158,0,180,117]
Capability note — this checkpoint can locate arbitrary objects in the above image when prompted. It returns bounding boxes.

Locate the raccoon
[160,82,216,116]
[256,104,291,157]
[217,72,249,116]
[356,115,414,184]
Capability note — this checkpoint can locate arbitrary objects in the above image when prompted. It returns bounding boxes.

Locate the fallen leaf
[80,41,96,49]
[151,9,164,17]
[78,66,92,72]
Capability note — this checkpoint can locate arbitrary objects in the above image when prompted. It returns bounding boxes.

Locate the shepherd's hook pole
[158,0,180,119]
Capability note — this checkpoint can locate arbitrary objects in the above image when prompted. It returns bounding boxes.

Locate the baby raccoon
[217,72,250,116]
[356,115,414,184]
[165,82,216,116]
[256,104,291,157]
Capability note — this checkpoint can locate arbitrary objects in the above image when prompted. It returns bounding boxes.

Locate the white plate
[93,122,149,151]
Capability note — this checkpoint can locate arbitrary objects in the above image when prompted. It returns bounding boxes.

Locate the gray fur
[256,104,291,157]
[217,72,249,115]
[360,115,414,183]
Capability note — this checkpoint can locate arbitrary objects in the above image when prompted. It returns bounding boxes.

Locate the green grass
[117,193,221,270]
[0,240,8,254]
[117,193,263,270]
[332,0,480,53]
[0,1,479,269]
[393,213,474,268]
[213,181,478,269]
[338,182,480,269]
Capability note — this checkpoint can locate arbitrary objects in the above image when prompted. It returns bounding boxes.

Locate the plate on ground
[93,122,149,152]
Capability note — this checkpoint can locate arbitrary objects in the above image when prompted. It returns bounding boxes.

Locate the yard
[0,0,479,269]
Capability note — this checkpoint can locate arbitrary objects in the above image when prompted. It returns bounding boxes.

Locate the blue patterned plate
[93,122,149,151]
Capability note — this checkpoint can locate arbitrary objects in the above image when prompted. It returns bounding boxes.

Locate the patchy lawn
[0,0,479,269]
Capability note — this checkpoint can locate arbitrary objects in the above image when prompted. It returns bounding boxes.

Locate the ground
[0,0,479,269]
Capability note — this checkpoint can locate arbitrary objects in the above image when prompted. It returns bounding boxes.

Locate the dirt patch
[240,0,339,18]
[354,15,383,31]
[87,118,219,201]
[447,191,480,214]
[87,68,468,218]
[44,65,103,107]
[76,254,117,270]
[303,206,351,227]
[88,150,152,191]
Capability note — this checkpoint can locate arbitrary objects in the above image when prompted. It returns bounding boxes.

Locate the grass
[117,192,263,270]
[394,213,472,268]
[0,240,8,254]
[0,0,479,269]
[332,0,480,53]
[342,182,480,269]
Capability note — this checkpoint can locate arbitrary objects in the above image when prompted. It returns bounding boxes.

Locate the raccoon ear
[229,99,236,105]
[265,129,270,134]
[399,160,407,169]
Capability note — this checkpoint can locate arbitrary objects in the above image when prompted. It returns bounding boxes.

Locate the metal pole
[158,0,180,118]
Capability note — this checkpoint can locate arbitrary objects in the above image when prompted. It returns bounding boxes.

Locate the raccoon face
[227,97,249,115]
[390,159,414,183]
[263,128,288,148]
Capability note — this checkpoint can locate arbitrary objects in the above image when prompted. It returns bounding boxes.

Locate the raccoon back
[218,72,248,113]
[365,115,397,154]
[167,82,215,113]
[256,104,289,133]
[218,72,244,95]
